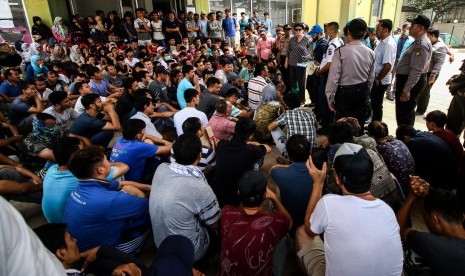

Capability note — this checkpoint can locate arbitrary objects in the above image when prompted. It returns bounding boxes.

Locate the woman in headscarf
[69,45,85,65]
[28,42,50,64]
[253,83,286,141]
[51,45,70,62]
[20,43,31,74]
[51,17,71,46]
[25,55,48,81]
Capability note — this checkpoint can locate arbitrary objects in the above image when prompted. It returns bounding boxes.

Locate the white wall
[434,23,465,46]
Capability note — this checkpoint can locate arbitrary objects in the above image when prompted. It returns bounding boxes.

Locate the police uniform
[394,33,432,126]
[325,40,375,133]
[416,38,447,115]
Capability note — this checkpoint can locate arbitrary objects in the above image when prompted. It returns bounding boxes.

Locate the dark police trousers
[416,72,433,115]
[335,82,370,134]
[395,74,427,127]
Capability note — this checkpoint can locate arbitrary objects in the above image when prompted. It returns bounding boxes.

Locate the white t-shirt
[0,197,66,276]
[151,20,165,40]
[125,57,140,68]
[36,88,53,102]
[320,37,341,68]
[310,194,403,276]
[74,95,107,115]
[131,111,162,138]
[174,107,208,136]
[44,106,80,130]
[214,69,228,84]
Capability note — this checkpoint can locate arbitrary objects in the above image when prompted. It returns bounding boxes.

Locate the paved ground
[9,49,465,275]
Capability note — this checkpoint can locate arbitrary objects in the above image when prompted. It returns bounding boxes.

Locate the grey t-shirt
[148,80,169,103]
[149,163,220,261]
[197,89,219,119]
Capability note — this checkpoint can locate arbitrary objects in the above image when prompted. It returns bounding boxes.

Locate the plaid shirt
[275,108,317,147]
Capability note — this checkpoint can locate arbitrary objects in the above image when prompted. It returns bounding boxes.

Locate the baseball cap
[155,66,169,75]
[283,24,292,30]
[309,24,323,36]
[411,14,431,29]
[157,46,166,52]
[227,72,240,82]
[332,143,374,194]
[259,29,266,34]
[238,170,267,207]
[147,235,194,276]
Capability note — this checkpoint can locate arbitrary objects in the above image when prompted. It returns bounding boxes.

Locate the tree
[407,0,465,25]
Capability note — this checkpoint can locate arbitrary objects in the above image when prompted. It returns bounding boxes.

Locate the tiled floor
[10,49,464,275]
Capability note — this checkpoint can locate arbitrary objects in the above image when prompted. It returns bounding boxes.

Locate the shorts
[138,39,151,47]
[225,36,236,48]
[22,137,49,157]
[297,236,326,276]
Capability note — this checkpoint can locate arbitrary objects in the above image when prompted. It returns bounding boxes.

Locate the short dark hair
[134,95,151,112]
[427,27,440,38]
[254,62,267,77]
[86,66,100,78]
[3,68,18,78]
[425,110,447,128]
[81,93,100,110]
[74,81,87,93]
[328,121,356,144]
[367,121,389,140]
[21,81,35,92]
[206,76,220,88]
[348,18,367,40]
[122,119,146,140]
[48,91,68,106]
[234,118,256,141]
[34,223,67,255]
[34,76,47,84]
[47,70,59,77]
[123,77,137,90]
[52,137,81,166]
[216,99,228,114]
[182,117,201,134]
[286,134,311,162]
[224,88,240,98]
[182,65,194,75]
[135,70,149,82]
[68,146,105,179]
[184,88,198,103]
[396,125,417,141]
[424,189,464,225]
[327,21,339,33]
[173,133,202,165]
[378,19,393,32]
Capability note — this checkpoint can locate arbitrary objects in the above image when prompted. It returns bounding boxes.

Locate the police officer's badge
[328,50,333,55]
[414,48,421,56]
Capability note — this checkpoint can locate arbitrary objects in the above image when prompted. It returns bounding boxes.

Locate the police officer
[415,27,447,115]
[306,25,327,113]
[325,18,375,134]
[394,14,432,127]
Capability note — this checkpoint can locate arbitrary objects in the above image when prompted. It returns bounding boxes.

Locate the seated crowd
[0,7,464,276]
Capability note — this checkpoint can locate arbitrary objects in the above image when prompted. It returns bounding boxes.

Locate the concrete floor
[9,49,464,275]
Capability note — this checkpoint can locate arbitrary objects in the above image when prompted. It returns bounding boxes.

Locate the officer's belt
[337,82,368,90]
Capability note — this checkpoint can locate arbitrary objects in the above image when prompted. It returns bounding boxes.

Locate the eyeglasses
[294,29,302,31]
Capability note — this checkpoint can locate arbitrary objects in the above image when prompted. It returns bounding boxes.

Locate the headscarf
[69,45,83,63]
[30,55,48,76]
[52,17,68,38]
[21,43,30,62]
[259,83,278,106]
[51,45,68,61]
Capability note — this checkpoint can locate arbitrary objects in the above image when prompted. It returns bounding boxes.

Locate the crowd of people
[0,6,464,276]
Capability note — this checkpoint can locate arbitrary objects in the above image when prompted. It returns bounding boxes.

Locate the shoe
[276,156,290,165]
[386,94,394,101]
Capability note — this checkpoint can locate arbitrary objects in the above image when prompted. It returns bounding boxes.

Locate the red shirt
[219,205,290,276]
[434,129,464,165]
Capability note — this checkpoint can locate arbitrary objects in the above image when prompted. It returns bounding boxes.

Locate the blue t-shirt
[177,78,194,109]
[63,179,149,251]
[270,162,313,228]
[0,81,21,98]
[222,17,237,38]
[263,19,272,32]
[42,164,116,223]
[8,97,31,125]
[70,112,106,138]
[110,138,158,182]
[89,79,111,97]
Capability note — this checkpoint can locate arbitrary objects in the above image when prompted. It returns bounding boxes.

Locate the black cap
[238,170,267,207]
[283,24,292,29]
[411,14,431,30]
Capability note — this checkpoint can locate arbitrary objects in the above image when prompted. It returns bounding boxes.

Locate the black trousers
[370,81,389,122]
[279,55,289,88]
[318,73,334,127]
[288,65,307,102]
[335,82,370,134]
[395,74,427,127]
[446,92,465,136]
[416,72,433,115]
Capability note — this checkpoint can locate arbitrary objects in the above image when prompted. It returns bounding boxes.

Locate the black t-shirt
[115,91,135,123]
[407,230,465,275]
[163,20,181,43]
[214,139,267,207]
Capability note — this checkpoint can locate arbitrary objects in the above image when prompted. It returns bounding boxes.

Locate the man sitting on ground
[219,170,292,275]
[296,143,403,276]
[8,81,44,134]
[150,133,220,262]
[44,91,80,131]
[197,76,221,119]
[64,146,150,254]
[208,99,235,141]
[174,88,208,136]
[74,81,118,115]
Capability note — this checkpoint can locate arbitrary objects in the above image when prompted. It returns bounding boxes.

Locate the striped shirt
[247,76,267,111]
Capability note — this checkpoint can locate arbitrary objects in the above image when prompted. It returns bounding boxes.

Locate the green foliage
[407,0,465,23]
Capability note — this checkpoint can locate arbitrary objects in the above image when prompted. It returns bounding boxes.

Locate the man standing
[370,19,396,122]
[134,8,152,47]
[307,24,327,113]
[325,19,375,134]
[394,15,432,127]
[243,26,258,60]
[163,11,181,44]
[415,27,447,116]
[177,65,200,109]
[150,133,220,262]
[297,143,403,276]
[222,9,239,50]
